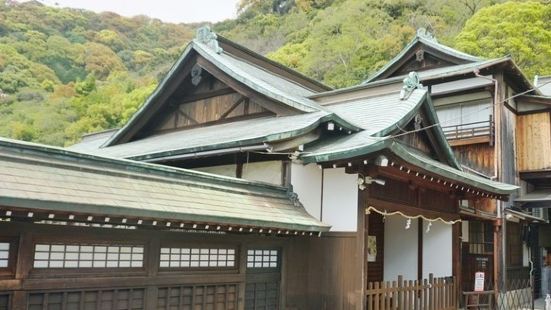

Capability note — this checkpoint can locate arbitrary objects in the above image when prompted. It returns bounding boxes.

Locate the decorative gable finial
[416,27,437,42]
[400,72,423,100]
[195,26,223,54]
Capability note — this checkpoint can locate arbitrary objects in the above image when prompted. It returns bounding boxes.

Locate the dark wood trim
[178,87,235,104]
[177,108,199,125]
[367,197,459,222]
[152,111,275,136]
[418,218,423,281]
[219,96,246,120]
[196,56,300,116]
[116,53,199,144]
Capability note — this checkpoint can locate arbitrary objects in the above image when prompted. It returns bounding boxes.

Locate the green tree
[455,1,551,77]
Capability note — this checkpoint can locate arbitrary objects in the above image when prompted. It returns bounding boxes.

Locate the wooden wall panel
[452,144,495,176]
[284,233,361,310]
[515,112,551,172]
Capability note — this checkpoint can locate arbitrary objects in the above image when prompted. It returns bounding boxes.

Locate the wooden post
[418,218,423,282]
[358,174,368,310]
[11,232,32,310]
[452,221,462,303]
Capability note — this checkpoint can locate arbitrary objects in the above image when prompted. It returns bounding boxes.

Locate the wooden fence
[366,274,457,310]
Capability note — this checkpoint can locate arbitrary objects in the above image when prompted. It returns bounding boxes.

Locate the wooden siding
[515,112,551,172]
[0,221,293,310]
[452,144,495,177]
[284,233,361,310]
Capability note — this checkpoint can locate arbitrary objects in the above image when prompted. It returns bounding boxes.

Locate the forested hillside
[0,0,549,146]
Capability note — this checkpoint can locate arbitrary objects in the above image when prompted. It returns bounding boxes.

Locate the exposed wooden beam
[177,109,199,125]
[219,96,246,120]
[196,56,299,116]
[178,87,236,104]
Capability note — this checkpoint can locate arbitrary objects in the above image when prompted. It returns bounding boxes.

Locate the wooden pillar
[238,242,247,310]
[494,219,503,297]
[12,232,33,310]
[144,237,160,309]
[452,222,462,299]
[418,218,423,282]
[358,177,368,310]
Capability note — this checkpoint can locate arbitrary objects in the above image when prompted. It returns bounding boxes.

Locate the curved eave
[302,141,517,196]
[390,143,518,196]
[194,41,322,113]
[125,113,361,162]
[0,197,330,233]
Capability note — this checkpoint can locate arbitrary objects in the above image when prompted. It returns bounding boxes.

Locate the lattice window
[159,247,236,268]
[0,243,9,268]
[247,249,278,268]
[33,244,144,268]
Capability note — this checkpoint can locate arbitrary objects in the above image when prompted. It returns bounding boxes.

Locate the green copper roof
[364,29,481,83]
[301,138,517,195]
[104,29,344,147]
[76,111,360,161]
[0,138,329,232]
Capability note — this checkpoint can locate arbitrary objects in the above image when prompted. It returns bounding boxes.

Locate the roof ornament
[286,189,302,207]
[400,72,423,100]
[416,27,437,42]
[195,26,223,54]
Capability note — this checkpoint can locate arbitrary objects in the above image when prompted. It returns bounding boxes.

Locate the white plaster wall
[384,215,418,281]
[193,164,236,177]
[290,163,322,220]
[321,168,358,232]
[462,221,469,243]
[422,221,453,279]
[242,161,282,185]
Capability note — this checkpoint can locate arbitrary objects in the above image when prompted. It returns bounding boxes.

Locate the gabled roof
[103,27,331,147]
[75,111,361,161]
[364,28,481,83]
[301,136,517,195]
[0,137,329,232]
[315,57,537,101]
[302,88,459,169]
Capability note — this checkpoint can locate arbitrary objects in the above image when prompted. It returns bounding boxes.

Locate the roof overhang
[0,137,330,234]
[515,189,551,208]
[302,140,517,198]
[504,208,546,223]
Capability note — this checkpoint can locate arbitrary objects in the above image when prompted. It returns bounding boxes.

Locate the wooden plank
[177,87,236,104]
[516,112,551,171]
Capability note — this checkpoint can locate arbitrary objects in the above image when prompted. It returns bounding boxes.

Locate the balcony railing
[441,117,494,146]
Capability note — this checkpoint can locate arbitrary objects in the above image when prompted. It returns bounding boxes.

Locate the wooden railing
[441,117,494,144]
[366,274,457,310]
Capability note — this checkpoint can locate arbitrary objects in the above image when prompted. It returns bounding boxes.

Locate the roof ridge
[216,35,332,92]
[0,137,291,194]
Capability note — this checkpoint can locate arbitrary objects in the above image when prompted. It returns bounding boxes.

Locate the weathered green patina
[363,27,482,83]
[0,138,329,232]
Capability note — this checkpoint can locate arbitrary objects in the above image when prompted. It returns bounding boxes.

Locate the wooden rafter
[219,97,247,120]
[179,87,235,104]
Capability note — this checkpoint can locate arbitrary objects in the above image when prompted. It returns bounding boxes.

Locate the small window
[33,243,144,269]
[159,247,235,268]
[247,249,279,268]
[0,243,9,268]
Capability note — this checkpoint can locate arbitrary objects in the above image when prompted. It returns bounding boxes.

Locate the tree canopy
[455,1,551,78]
[0,0,548,146]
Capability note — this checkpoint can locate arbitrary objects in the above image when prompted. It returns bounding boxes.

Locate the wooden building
[0,137,330,309]
[359,28,551,304]
[66,27,521,309]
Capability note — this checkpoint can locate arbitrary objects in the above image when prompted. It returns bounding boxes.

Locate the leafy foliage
[0,0,193,146]
[0,0,548,147]
[455,1,551,77]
